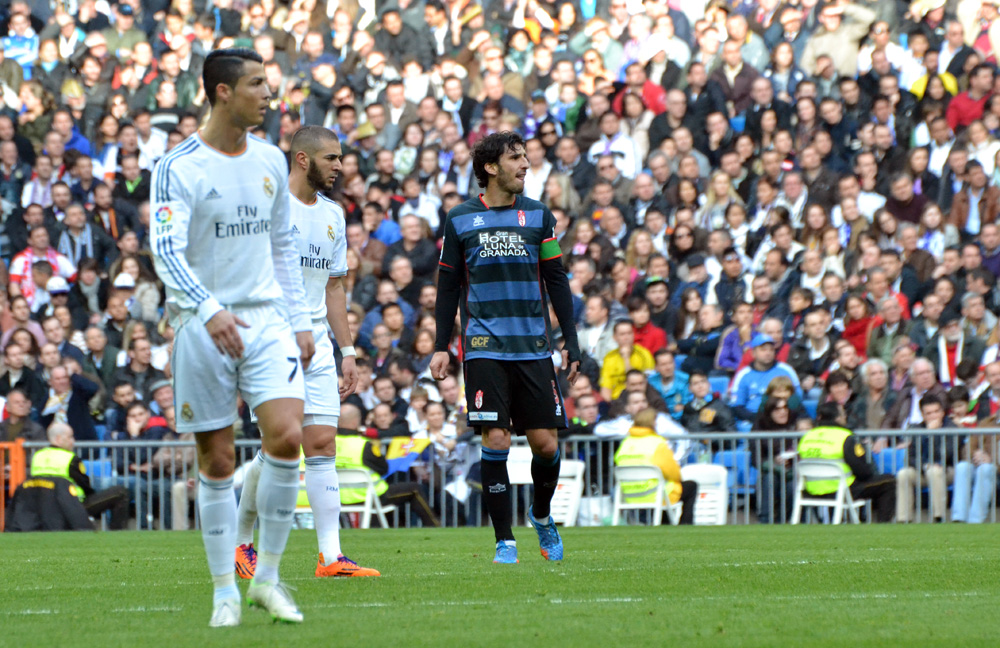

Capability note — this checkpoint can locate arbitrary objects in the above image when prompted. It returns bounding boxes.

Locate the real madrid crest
[263,176,274,198]
[328,225,335,241]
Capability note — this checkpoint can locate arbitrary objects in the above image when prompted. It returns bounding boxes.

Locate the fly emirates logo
[301,243,332,270]
[215,205,271,238]
[478,231,527,257]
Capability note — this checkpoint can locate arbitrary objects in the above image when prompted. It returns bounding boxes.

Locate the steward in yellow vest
[333,430,441,527]
[614,408,698,524]
[10,422,129,530]
[796,402,896,522]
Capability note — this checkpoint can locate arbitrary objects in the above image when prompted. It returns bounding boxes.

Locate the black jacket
[787,336,837,382]
[41,374,101,441]
[5,476,94,531]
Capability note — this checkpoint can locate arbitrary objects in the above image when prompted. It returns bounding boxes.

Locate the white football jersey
[290,192,347,322]
[150,133,309,332]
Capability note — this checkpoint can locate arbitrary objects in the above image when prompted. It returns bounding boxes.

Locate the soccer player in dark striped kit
[431,132,582,564]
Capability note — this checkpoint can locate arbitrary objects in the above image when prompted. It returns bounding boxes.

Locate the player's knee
[198,449,236,478]
[531,437,559,459]
[302,427,336,457]
[265,426,303,459]
[482,427,510,450]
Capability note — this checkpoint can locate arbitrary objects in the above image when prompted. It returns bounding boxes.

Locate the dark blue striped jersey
[438,195,563,361]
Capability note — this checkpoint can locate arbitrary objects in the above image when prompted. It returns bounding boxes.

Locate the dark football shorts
[464,357,568,431]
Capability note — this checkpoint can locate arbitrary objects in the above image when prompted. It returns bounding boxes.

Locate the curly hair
[472,130,524,188]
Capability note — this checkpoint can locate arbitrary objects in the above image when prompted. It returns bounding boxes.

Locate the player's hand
[296,331,315,370]
[430,351,451,381]
[206,310,249,359]
[561,349,579,385]
[340,355,359,397]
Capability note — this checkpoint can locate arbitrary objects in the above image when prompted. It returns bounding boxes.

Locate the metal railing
[6,429,997,529]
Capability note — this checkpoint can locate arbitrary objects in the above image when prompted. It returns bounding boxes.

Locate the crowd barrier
[4,430,997,530]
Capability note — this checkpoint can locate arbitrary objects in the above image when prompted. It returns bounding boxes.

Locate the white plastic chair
[551,459,585,527]
[791,460,867,525]
[611,465,683,526]
[680,464,729,525]
[338,468,398,529]
[507,446,584,526]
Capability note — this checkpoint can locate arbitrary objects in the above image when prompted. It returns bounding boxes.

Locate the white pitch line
[6,591,990,618]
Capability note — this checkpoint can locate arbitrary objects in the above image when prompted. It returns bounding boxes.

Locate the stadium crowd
[2,0,1000,526]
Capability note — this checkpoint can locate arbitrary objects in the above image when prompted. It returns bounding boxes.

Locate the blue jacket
[649,370,690,421]
[730,361,802,422]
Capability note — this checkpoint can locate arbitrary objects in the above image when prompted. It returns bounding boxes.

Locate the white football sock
[235,451,264,546]
[253,453,300,583]
[304,456,342,563]
[198,473,239,603]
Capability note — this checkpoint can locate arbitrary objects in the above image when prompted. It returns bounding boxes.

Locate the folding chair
[791,460,867,524]
[611,465,683,526]
[338,468,398,529]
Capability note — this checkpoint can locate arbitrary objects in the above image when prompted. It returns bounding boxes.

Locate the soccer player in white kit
[234,126,380,578]
[151,49,314,627]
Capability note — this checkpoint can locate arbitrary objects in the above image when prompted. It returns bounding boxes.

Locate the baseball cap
[113,273,136,289]
[750,333,776,348]
[644,275,667,288]
[687,253,706,268]
[117,3,134,16]
[355,121,377,139]
[310,54,338,68]
[148,379,172,396]
[46,277,69,294]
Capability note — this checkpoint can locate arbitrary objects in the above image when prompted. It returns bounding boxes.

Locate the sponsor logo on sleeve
[518,210,525,227]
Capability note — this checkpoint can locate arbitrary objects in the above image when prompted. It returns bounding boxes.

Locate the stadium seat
[874,448,908,475]
[337,468,398,529]
[713,450,757,495]
[709,375,730,397]
[802,399,818,419]
[83,459,113,479]
[679,464,729,525]
[791,460,867,524]
[673,354,687,368]
[611,465,683,526]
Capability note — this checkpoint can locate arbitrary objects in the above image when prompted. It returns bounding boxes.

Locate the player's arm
[269,172,314,366]
[431,214,464,380]
[538,211,581,382]
[326,275,358,397]
[150,159,249,357]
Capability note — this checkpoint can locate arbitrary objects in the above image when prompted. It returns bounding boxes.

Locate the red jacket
[946,91,990,130]
[633,322,667,355]
[613,82,668,115]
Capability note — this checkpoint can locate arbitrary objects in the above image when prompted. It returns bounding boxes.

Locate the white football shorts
[172,303,305,433]
[303,321,341,426]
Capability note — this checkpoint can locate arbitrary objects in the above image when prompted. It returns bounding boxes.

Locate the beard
[306,158,332,192]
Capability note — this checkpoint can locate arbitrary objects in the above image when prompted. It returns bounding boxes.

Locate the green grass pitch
[2,525,999,647]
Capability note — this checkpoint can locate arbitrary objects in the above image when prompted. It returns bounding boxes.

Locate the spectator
[896,394,955,523]
[599,320,654,401]
[730,333,802,423]
[0,342,48,411]
[923,309,985,388]
[848,359,897,432]
[40,362,100,441]
[675,303,725,375]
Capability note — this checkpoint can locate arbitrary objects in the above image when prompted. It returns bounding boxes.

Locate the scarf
[42,389,70,422]
[937,334,963,386]
[78,279,101,314]
[58,225,93,266]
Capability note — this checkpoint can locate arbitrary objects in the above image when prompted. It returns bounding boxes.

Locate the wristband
[341,345,357,357]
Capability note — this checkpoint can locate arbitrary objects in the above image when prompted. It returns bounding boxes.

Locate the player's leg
[466,358,517,562]
[481,426,517,562]
[516,360,567,561]
[173,317,242,626]
[195,426,242,627]
[234,442,264,579]
[303,420,381,577]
